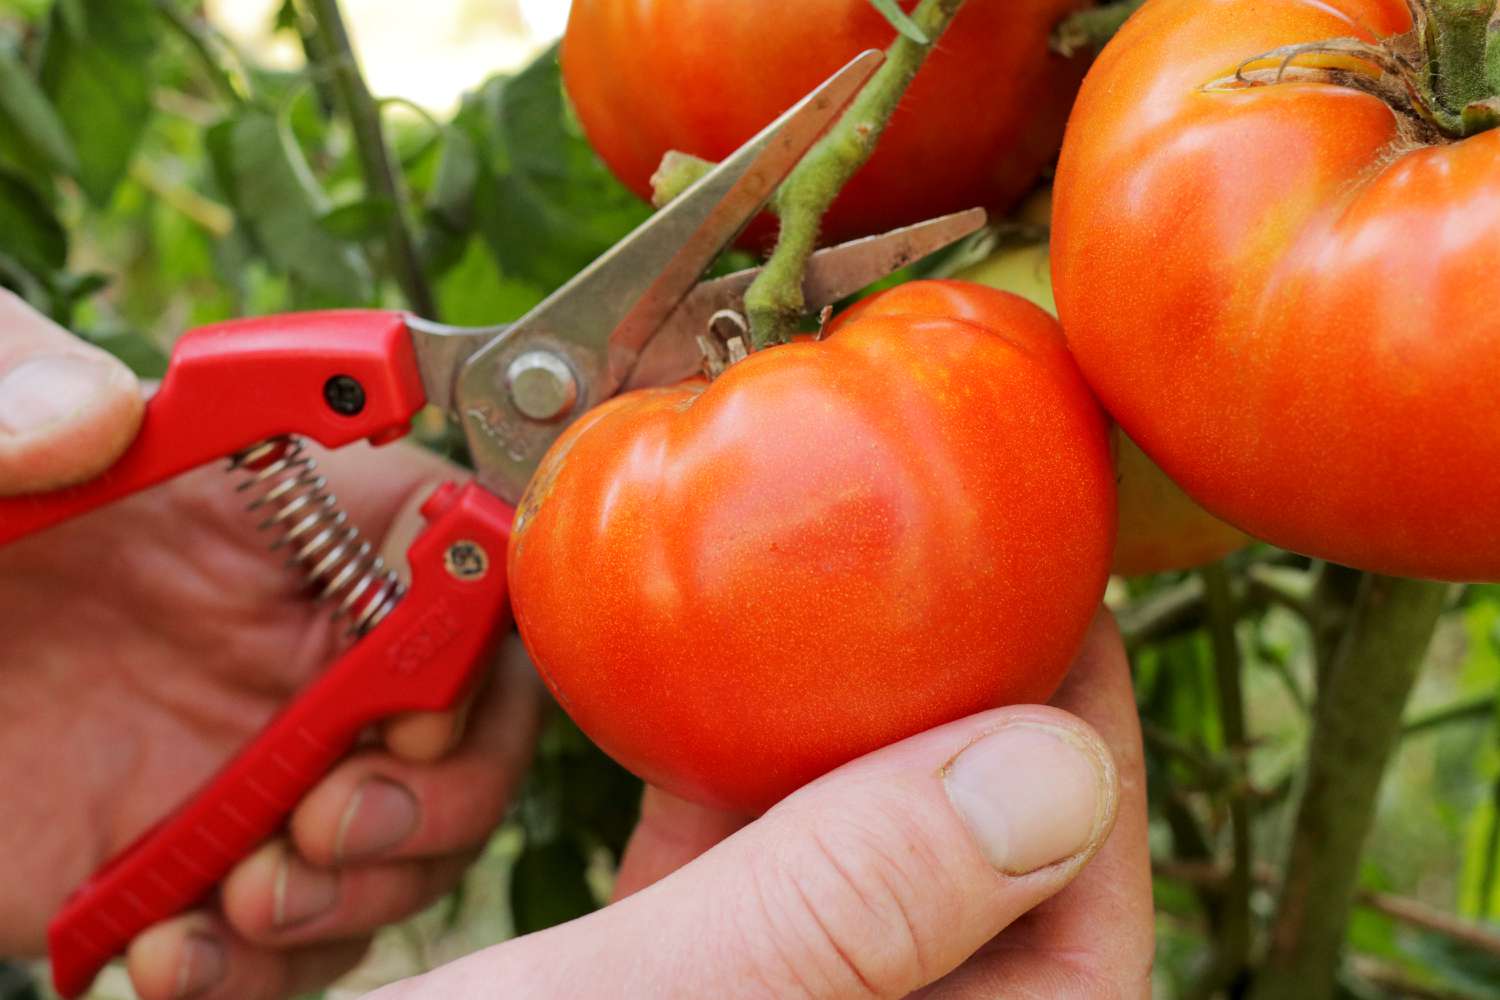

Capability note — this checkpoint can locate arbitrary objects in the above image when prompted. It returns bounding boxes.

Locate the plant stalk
[1199,562,1253,994]
[306,0,437,317]
[1249,575,1450,1000]
[742,0,969,349]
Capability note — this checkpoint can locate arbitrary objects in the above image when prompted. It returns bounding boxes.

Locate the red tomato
[508,281,1115,812]
[953,235,1249,576]
[561,0,1092,246]
[1052,0,1500,582]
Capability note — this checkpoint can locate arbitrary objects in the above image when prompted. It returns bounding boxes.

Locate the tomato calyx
[1205,0,1500,142]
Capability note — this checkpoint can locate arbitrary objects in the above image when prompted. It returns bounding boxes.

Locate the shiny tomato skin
[561,0,1092,246]
[1053,0,1500,581]
[955,239,1249,576]
[509,281,1115,813]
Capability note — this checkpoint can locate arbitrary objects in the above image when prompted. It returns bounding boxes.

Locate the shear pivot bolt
[507,350,577,422]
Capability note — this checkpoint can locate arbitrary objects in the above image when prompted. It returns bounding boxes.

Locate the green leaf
[39,0,157,204]
[867,0,930,44]
[419,126,479,274]
[316,196,395,242]
[0,42,79,176]
[435,237,544,327]
[211,110,371,303]
[460,47,650,292]
[508,838,598,936]
[0,170,66,272]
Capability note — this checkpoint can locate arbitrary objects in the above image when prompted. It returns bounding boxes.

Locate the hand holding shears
[0,51,987,998]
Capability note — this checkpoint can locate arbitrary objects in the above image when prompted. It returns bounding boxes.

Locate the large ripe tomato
[954,227,1249,576]
[1052,0,1500,582]
[561,0,1092,246]
[508,281,1114,812]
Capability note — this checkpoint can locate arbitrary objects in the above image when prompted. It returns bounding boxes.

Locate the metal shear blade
[624,207,988,390]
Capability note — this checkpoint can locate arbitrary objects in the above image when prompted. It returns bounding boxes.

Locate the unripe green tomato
[955,228,1249,576]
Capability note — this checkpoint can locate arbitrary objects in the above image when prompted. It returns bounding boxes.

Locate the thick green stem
[743,0,968,349]
[1249,575,1451,1000]
[306,0,437,318]
[1199,563,1253,994]
[1420,0,1498,115]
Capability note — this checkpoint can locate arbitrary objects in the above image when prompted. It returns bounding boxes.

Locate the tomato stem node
[741,0,971,351]
[1212,0,1500,141]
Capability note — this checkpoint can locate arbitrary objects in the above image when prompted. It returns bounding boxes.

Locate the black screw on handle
[323,375,366,416]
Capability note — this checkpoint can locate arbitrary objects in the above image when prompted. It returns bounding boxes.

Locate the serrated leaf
[39,0,156,204]
[0,170,66,272]
[0,42,79,176]
[316,196,395,241]
[867,0,930,44]
[215,110,371,303]
[508,838,597,936]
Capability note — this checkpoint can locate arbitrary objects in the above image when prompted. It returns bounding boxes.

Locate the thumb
[377,705,1118,999]
[0,289,143,495]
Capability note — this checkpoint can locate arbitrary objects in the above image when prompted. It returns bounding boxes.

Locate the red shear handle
[0,310,425,545]
[47,482,515,999]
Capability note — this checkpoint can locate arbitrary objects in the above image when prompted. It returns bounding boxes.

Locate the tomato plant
[1052,0,1500,582]
[561,0,1093,246]
[509,281,1115,812]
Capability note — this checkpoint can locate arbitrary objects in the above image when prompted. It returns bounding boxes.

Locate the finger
[911,609,1155,998]
[288,634,540,866]
[127,911,369,1000]
[372,702,1120,998]
[0,289,143,494]
[217,839,475,947]
[612,787,750,900]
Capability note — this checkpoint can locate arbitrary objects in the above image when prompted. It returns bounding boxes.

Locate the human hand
[371,609,1151,999]
[0,290,541,999]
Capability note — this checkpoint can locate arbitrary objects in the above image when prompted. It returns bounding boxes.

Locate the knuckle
[740,798,953,999]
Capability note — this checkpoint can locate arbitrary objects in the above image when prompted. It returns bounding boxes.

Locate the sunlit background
[207,0,572,111]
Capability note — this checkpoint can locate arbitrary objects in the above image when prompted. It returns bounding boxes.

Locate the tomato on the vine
[1052,0,1500,582]
[954,229,1249,577]
[508,281,1115,812]
[561,0,1093,246]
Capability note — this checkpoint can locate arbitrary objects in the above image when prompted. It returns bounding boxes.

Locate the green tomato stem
[305,0,438,318]
[1249,574,1452,1000]
[743,0,970,351]
[649,151,716,208]
[1194,562,1253,996]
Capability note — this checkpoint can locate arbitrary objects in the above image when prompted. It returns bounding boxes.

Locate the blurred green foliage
[1,2,1498,998]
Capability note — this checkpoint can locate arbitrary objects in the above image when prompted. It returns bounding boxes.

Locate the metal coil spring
[230,437,404,636]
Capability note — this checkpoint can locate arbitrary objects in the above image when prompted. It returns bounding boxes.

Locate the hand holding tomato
[510,281,1116,812]
[369,611,1152,1000]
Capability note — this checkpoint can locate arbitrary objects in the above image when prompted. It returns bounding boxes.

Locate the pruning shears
[0,50,986,998]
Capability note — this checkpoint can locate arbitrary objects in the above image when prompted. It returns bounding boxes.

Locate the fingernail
[173,932,225,999]
[272,851,339,928]
[943,722,1115,876]
[334,777,419,862]
[0,355,121,434]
